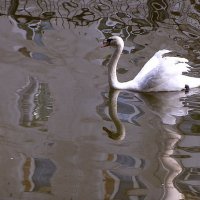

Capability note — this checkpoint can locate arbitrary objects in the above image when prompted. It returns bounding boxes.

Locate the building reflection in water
[17,76,53,130]
[102,151,146,200]
[9,15,53,64]
[1,0,200,199]
[176,93,200,199]
[21,155,56,193]
[98,88,200,199]
[7,0,55,46]
[159,127,183,200]
[7,1,54,63]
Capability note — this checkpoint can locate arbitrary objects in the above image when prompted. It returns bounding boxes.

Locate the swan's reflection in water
[159,127,183,200]
[97,89,144,140]
[136,91,197,125]
[102,89,125,140]
[101,89,198,140]
[99,88,200,199]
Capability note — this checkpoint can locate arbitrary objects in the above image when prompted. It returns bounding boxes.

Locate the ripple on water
[174,92,200,198]
[176,167,200,198]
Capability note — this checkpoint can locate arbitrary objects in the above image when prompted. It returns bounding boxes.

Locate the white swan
[102,36,200,92]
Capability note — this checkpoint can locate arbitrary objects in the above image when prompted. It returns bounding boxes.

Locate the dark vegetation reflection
[1,0,200,199]
[3,0,200,66]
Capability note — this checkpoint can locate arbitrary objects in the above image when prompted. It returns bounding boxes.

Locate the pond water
[0,1,200,200]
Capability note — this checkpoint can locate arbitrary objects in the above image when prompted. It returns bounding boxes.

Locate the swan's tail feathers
[184,76,200,88]
[160,55,191,76]
[155,49,172,57]
[156,49,189,64]
[166,56,189,63]
[175,62,191,73]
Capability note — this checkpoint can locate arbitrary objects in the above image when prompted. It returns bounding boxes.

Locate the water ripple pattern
[0,1,200,200]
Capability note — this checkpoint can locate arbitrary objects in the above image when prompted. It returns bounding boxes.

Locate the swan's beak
[101,39,110,48]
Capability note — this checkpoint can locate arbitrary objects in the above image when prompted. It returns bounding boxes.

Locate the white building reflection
[100,88,200,199]
[17,76,53,130]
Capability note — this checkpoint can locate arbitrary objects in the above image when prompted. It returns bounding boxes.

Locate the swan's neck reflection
[160,128,183,200]
[103,89,126,140]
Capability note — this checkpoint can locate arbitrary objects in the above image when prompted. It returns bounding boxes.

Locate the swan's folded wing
[160,56,191,76]
[132,50,191,90]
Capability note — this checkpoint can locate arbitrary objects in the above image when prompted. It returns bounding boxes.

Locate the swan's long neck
[108,45,123,89]
[108,44,138,90]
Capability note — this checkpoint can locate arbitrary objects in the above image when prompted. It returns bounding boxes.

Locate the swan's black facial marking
[102,38,113,47]
[185,84,190,93]
[107,38,113,44]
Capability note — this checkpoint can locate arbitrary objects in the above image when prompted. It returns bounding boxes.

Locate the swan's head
[102,36,124,48]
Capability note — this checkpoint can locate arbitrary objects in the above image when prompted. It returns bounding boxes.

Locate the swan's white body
[104,36,200,92]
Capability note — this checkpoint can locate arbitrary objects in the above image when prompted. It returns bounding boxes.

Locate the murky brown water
[0,1,200,200]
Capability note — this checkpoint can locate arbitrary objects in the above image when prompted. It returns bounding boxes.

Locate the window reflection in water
[22,155,56,193]
[17,76,53,130]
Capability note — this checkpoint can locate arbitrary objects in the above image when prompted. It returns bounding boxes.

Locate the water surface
[0,1,200,200]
